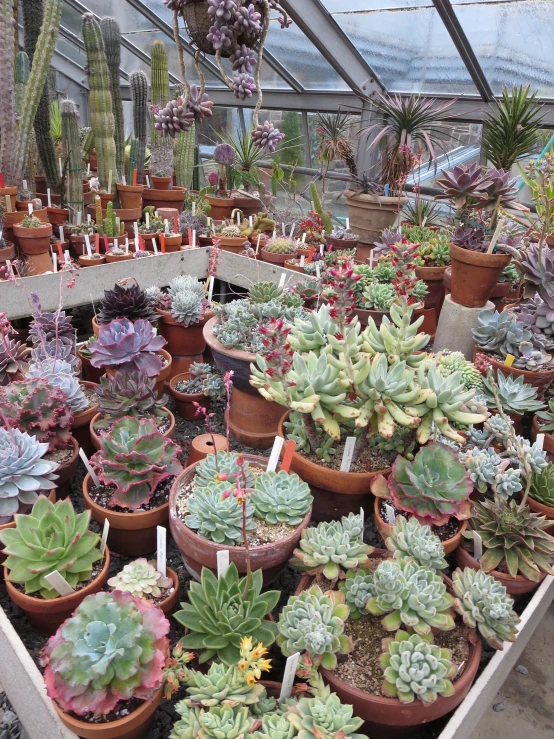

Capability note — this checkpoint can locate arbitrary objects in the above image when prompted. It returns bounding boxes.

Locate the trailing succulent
[0,496,103,599]
[40,591,170,716]
[277,584,352,668]
[174,564,279,665]
[108,558,173,599]
[90,417,182,509]
[96,282,158,325]
[251,471,312,526]
[89,318,167,377]
[94,370,168,429]
[380,630,455,705]
[385,516,447,571]
[452,567,519,649]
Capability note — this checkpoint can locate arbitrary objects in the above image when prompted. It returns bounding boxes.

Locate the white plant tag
[320,243,324,255]
[473,531,483,562]
[76,211,82,226]
[207,275,215,302]
[100,519,109,554]
[267,436,285,472]
[52,253,57,273]
[279,652,300,703]
[315,263,321,279]
[384,503,396,525]
[79,448,100,486]
[346,217,350,230]
[27,203,33,216]
[22,179,27,190]
[152,238,159,255]
[300,255,305,267]
[340,437,356,472]
[47,188,52,207]
[157,526,167,577]
[256,234,261,254]
[87,213,91,225]
[85,234,92,256]
[146,175,151,188]
[536,434,545,451]
[302,232,306,243]
[279,272,286,288]
[360,507,364,531]
[59,226,64,243]
[164,219,169,234]
[64,250,70,265]
[217,549,230,578]
[44,570,75,597]
[114,238,118,251]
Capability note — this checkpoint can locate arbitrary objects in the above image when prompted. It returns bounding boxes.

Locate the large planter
[90,408,175,452]
[203,316,283,448]
[12,222,53,275]
[531,415,554,455]
[169,455,312,583]
[261,248,297,265]
[4,547,110,635]
[168,373,210,420]
[415,264,447,317]
[449,243,511,308]
[278,413,390,522]
[157,309,211,356]
[142,186,186,214]
[206,194,234,220]
[373,497,467,555]
[117,183,144,210]
[473,346,554,397]
[345,190,407,245]
[54,684,163,739]
[82,474,169,556]
[454,544,545,596]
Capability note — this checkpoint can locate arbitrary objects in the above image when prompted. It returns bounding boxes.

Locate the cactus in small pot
[264,236,297,254]
[108,558,173,599]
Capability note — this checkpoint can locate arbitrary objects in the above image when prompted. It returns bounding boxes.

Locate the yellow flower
[238,659,248,672]
[246,672,257,686]
[251,643,268,659]
[240,636,253,655]
[259,658,272,673]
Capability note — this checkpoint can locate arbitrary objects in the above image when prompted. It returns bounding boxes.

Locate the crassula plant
[89,318,167,377]
[108,558,173,599]
[40,591,170,716]
[90,417,182,509]
[94,371,168,429]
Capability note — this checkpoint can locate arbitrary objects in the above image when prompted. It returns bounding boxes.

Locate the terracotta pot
[233,194,262,217]
[117,183,144,210]
[151,175,172,190]
[326,236,359,250]
[373,497,467,555]
[83,473,169,556]
[527,494,554,522]
[284,259,306,274]
[169,455,312,582]
[157,207,180,222]
[90,408,175,452]
[531,415,554,455]
[449,243,511,308]
[278,412,390,522]
[54,683,163,739]
[167,353,204,378]
[443,266,512,311]
[163,233,182,252]
[157,309,211,356]
[206,194,234,220]
[473,346,554,397]
[415,264,446,317]
[142,187,186,214]
[99,193,114,211]
[69,234,90,257]
[13,222,52,254]
[105,251,134,263]
[218,236,247,253]
[53,436,81,499]
[70,381,99,457]
[79,348,106,383]
[355,304,435,334]
[345,190,407,245]
[2,210,25,246]
[168,373,210,420]
[186,433,229,467]
[114,207,143,235]
[4,547,110,635]
[261,248,297,265]
[79,254,106,267]
[33,207,49,223]
[250,233,269,251]
[198,234,213,247]
[46,206,69,227]
[0,185,17,211]
[454,544,545,595]
[0,243,16,263]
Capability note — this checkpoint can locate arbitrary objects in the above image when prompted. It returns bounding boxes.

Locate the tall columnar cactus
[100,17,125,182]
[150,41,174,177]
[82,13,117,194]
[81,127,94,168]
[0,0,17,181]
[174,125,196,188]
[15,52,35,198]
[310,181,333,235]
[130,70,148,185]
[61,100,83,225]
[193,144,200,191]
[21,0,61,194]
[127,138,139,184]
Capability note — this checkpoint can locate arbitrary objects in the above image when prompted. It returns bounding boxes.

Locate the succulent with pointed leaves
[530,462,554,507]
[435,163,492,210]
[194,451,254,490]
[362,282,395,310]
[96,282,158,325]
[94,371,168,428]
[481,370,545,415]
[248,281,283,304]
[514,244,554,309]
[89,318,167,377]
[0,336,28,386]
[472,309,550,367]
[435,351,483,390]
[251,713,296,739]
[385,516,447,570]
[287,691,367,739]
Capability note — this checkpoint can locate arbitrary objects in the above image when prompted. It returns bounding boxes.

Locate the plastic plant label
[279,272,286,288]
[79,448,100,487]
[100,519,109,554]
[47,188,51,208]
[267,436,285,472]
[52,253,57,273]
[300,255,305,267]
[504,354,515,367]
[256,234,261,254]
[207,275,215,303]
[302,232,306,243]
[281,440,296,473]
[279,652,300,702]
[384,503,396,525]
[27,203,33,216]
[152,238,159,255]
[84,234,92,256]
[64,250,70,265]
[217,550,230,578]
[340,437,356,472]
[473,531,483,562]
[44,571,75,597]
[360,507,365,531]
[346,217,350,230]
[320,243,324,255]
[157,526,167,577]
[536,434,545,451]
[315,263,321,279]
[59,226,64,243]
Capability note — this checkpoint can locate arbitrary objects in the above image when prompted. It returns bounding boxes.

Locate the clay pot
[157,310,211,356]
[13,222,53,274]
[0,243,16,263]
[527,494,554,522]
[261,248,297,265]
[531,415,554,455]
[233,194,262,217]
[114,208,143,236]
[151,175,172,190]
[79,254,106,267]
[83,473,169,556]
[71,381,100,456]
[142,187,186,214]
[449,243,511,308]
[117,183,144,210]
[327,236,359,251]
[355,305,435,335]
[278,412,390,522]
[79,348,106,383]
[157,207,179,222]
[105,251,134,263]
[0,185,17,211]
[90,409,175,452]
[169,455,312,582]
[54,683,163,739]
[167,353,204,378]
[454,544,545,595]
[33,207,49,223]
[99,193,115,211]
[186,433,229,467]
[415,264,446,317]
[46,206,69,227]
[70,234,89,257]
[3,210,25,245]
[206,194,234,220]
[168,373,210,420]
[443,266,512,311]
[473,346,554,397]
[373,498,467,555]
[218,236,247,253]
[53,436,81,499]
[162,233,182,252]
[345,190,407,245]
[4,547,111,635]
[284,259,305,274]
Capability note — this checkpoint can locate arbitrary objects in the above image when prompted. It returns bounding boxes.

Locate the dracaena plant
[90,417,182,509]
[40,591,170,716]
[89,318,167,377]
[94,370,168,429]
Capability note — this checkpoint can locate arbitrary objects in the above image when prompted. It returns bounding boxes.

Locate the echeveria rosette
[287,692,367,739]
[41,591,169,716]
[385,516,447,571]
[338,568,376,619]
[90,417,182,509]
[90,318,167,377]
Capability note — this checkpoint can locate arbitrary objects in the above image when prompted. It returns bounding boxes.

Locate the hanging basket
[182,0,263,58]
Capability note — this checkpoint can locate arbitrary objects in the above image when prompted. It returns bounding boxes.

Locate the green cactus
[192,144,200,191]
[175,125,196,188]
[0,0,16,181]
[15,51,35,200]
[130,69,148,185]
[385,516,448,571]
[82,13,117,194]
[100,17,125,182]
[127,138,139,185]
[61,100,83,225]
[185,483,257,546]
[102,201,117,237]
[81,127,94,168]
[150,40,174,178]
[338,568,376,618]
[251,471,313,526]
[309,181,333,235]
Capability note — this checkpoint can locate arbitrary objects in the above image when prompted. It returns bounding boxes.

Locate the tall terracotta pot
[233,194,262,217]
[142,187,186,214]
[345,190,407,245]
[12,222,53,274]
[206,194,234,220]
[444,266,512,311]
[415,264,447,318]
[157,310,211,356]
[117,183,144,210]
[47,206,69,227]
[449,243,511,308]
[168,373,210,420]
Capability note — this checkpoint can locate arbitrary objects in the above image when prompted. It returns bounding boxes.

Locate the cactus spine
[310,181,334,235]
[150,41,173,177]
[0,0,16,182]
[21,0,61,194]
[61,100,83,225]
[82,13,117,195]
[100,17,125,182]
[130,70,148,185]
[192,144,200,191]
[174,125,195,188]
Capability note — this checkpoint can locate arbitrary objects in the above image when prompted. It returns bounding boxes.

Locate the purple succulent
[152,99,194,138]
[252,121,285,153]
[516,244,554,309]
[207,24,233,50]
[208,171,219,187]
[229,44,256,74]
[435,163,492,209]
[373,229,401,256]
[451,226,486,252]
[207,0,237,23]
[232,73,256,100]
[90,319,167,377]
[234,3,262,35]
[163,0,190,10]
[214,143,235,165]
[188,85,214,122]
[481,168,519,207]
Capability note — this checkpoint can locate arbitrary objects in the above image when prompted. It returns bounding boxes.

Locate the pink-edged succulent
[90,417,182,509]
[41,590,169,717]
[89,318,167,377]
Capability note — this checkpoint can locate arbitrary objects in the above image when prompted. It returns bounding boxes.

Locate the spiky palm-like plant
[315,111,357,177]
